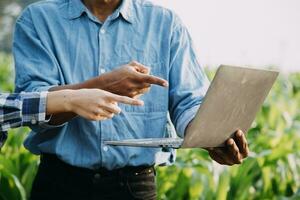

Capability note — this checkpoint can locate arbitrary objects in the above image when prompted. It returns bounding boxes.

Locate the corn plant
[0,129,39,200]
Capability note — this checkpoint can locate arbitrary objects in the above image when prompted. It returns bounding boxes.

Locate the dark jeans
[30,154,157,200]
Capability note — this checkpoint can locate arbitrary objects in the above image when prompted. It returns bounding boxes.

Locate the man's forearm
[50,76,103,91]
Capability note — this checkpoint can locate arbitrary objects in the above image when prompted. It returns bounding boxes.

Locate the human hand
[206,130,249,165]
[64,89,143,121]
[98,61,168,98]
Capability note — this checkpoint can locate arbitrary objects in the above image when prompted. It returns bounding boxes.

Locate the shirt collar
[68,0,87,20]
[118,0,134,24]
[68,0,134,24]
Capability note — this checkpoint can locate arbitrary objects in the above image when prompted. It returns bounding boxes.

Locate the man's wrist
[75,76,106,91]
[95,74,106,90]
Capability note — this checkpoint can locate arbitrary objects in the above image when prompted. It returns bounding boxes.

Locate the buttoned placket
[98,23,104,168]
[96,11,123,167]
[98,18,112,167]
[98,24,107,75]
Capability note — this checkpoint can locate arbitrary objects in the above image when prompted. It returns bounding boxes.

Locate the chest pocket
[106,60,169,113]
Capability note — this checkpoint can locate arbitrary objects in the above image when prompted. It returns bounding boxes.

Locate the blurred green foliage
[0,0,38,52]
[0,53,299,200]
[0,128,38,200]
[0,53,14,92]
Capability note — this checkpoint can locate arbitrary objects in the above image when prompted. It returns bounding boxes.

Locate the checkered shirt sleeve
[0,91,48,149]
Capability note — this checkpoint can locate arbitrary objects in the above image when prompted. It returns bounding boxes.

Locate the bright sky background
[151,0,300,72]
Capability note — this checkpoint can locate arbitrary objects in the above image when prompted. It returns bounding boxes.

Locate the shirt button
[103,146,108,152]
[31,119,37,125]
[93,173,101,184]
[100,29,106,34]
[100,68,106,74]
[94,173,101,179]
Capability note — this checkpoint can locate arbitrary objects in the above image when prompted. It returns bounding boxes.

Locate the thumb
[130,61,150,74]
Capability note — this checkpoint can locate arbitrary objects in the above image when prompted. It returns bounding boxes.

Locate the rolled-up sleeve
[13,8,64,130]
[168,16,210,138]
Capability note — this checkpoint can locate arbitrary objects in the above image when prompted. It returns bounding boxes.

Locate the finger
[130,61,150,74]
[131,93,143,99]
[108,93,144,106]
[136,83,151,89]
[226,138,242,164]
[95,108,115,118]
[208,150,226,165]
[235,130,249,158]
[95,116,109,121]
[102,103,122,114]
[89,113,112,121]
[209,148,235,166]
[210,154,226,165]
[139,74,168,87]
[215,148,236,165]
[134,84,151,95]
[138,87,150,95]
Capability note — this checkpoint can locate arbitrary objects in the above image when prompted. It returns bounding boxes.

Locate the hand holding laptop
[206,130,249,165]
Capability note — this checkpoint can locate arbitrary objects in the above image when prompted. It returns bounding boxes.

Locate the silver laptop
[104,65,279,149]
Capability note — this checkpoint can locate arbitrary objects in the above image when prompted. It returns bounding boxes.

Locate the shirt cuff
[176,105,200,138]
[21,91,48,126]
[27,86,67,129]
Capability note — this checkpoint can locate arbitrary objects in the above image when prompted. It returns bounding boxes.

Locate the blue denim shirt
[13,0,209,170]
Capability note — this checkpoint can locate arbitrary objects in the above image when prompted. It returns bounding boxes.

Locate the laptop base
[104,138,184,149]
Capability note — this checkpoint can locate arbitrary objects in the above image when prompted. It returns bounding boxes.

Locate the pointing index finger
[139,74,169,87]
[109,93,144,106]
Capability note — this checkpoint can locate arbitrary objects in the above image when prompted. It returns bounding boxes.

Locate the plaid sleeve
[20,91,48,126]
[0,131,7,150]
[0,92,48,132]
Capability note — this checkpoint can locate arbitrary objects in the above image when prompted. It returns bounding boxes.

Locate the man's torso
[16,0,177,169]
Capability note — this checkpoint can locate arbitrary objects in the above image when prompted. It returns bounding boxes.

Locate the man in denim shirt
[14,0,249,199]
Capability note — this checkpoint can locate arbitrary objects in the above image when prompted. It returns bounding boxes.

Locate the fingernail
[237,130,242,137]
[135,100,144,106]
[163,82,169,87]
